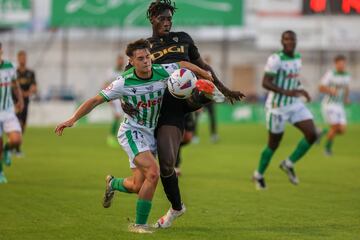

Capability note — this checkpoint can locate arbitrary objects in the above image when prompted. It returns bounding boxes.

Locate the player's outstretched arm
[178,61,213,82]
[55,95,105,136]
[319,85,337,96]
[192,57,245,104]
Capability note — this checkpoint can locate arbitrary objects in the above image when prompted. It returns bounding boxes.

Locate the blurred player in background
[55,39,214,233]
[0,42,24,183]
[105,55,124,147]
[252,31,318,190]
[14,50,37,156]
[192,55,218,144]
[319,55,351,156]
[144,0,244,228]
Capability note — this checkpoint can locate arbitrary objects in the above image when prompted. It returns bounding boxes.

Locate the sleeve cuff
[99,92,110,102]
[265,72,277,76]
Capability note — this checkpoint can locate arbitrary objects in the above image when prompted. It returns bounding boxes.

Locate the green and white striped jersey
[264,51,302,109]
[0,60,16,112]
[100,63,179,129]
[321,70,350,106]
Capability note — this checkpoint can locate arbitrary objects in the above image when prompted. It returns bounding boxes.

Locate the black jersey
[148,32,201,130]
[16,69,36,104]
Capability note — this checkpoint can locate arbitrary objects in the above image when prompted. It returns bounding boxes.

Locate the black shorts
[184,113,195,132]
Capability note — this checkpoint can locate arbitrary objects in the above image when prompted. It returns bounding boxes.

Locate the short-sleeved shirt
[147,31,201,130]
[16,68,36,104]
[100,63,179,130]
[321,70,350,106]
[264,51,302,109]
[0,60,17,112]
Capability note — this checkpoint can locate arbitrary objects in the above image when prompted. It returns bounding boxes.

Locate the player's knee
[160,163,174,177]
[147,167,160,184]
[338,126,346,134]
[306,131,317,144]
[268,142,280,151]
[132,182,143,193]
[9,136,22,146]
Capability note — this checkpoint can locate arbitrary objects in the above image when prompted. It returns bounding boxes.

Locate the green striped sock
[289,138,312,163]
[111,178,129,193]
[136,199,152,225]
[257,146,274,175]
[325,139,333,152]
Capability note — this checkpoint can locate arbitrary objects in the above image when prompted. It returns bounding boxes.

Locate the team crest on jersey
[131,88,137,94]
[173,36,178,42]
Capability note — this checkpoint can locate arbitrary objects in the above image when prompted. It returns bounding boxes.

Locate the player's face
[281,32,297,54]
[130,49,152,74]
[152,9,172,36]
[335,59,346,72]
[18,53,27,66]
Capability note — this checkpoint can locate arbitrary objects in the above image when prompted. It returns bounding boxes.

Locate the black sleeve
[180,32,201,62]
[31,71,36,85]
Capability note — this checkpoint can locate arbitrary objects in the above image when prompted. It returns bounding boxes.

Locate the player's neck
[282,50,295,57]
[134,69,152,80]
[18,65,26,71]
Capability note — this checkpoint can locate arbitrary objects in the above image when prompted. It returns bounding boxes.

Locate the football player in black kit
[124,0,245,228]
[14,50,37,156]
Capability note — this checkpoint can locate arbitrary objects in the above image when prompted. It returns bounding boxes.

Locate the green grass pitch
[0,123,359,240]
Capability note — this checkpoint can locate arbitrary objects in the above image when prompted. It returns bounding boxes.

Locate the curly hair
[147,0,177,20]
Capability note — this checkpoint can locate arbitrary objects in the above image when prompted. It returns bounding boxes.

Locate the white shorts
[266,102,314,134]
[322,104,347,125]
[0,111,22,136]
[118,122,156,169]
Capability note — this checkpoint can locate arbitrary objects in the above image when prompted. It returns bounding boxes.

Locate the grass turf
[0,123,359,240]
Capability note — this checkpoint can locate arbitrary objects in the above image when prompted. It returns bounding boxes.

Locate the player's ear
[129,57,134,66]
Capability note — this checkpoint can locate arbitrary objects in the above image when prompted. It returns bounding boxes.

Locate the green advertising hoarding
[0,0,31,27]
[51,0,243,27]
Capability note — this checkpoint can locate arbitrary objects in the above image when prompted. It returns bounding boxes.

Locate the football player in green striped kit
[55,39,213,233]
[252,31,318,190]
[319,55,351,156]
[0,42,24,184]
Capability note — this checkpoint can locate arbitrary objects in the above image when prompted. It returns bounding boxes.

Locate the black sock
[161,172,182,211]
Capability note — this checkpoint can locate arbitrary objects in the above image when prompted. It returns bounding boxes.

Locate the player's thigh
[156,125,183,167]
[134,150,159,182]
[118,124,155,169]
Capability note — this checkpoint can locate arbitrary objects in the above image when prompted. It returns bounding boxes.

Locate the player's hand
[328,87,337,96]
[285,90,311,102]
[121,102,139,117]
[55,119,75,136]
[223,90,246,104]
[15,101,24,113]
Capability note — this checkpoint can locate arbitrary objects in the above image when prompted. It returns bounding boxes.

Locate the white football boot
[154,203,186,228]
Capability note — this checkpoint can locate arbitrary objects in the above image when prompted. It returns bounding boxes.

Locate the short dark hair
[125,39,151,57]
[282,30,296,38]
[334,55,346,62]
[18,50,26,56]
[147,0,177,20]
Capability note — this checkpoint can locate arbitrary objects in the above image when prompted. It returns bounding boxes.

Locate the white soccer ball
[167,68,197,99]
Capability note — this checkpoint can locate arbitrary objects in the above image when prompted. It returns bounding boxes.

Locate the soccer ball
[167,68,197,99]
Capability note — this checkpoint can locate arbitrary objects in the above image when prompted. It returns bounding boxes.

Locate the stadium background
[0,1,360,239]
[1,0,360,125]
